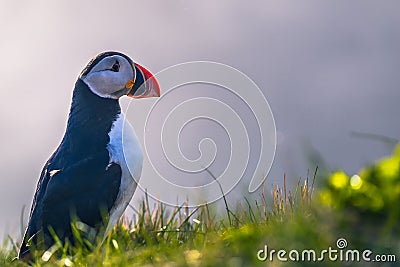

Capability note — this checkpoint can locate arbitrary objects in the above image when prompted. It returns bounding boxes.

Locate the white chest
[105,112,143,234]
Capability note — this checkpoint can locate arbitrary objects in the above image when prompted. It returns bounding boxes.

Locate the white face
[80,55,135,99]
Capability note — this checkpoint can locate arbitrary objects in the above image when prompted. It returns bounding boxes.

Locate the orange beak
[127,63,161,98]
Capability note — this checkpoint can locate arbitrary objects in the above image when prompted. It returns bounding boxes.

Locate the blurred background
[0,0,399,240]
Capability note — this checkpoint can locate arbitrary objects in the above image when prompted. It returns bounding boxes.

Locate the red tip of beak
[128,63,161,98]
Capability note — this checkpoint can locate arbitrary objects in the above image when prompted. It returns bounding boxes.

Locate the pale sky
[1,0,400,240]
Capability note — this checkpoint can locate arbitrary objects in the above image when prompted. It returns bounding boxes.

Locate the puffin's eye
[111,61,120,72]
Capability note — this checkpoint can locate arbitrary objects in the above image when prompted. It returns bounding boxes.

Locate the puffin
[18,51,160,260]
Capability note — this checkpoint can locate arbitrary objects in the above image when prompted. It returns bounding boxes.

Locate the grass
[1,168,398,266]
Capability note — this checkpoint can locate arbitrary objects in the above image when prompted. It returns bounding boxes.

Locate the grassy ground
[1,168,399,266]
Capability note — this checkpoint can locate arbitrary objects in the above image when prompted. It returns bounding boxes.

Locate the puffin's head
[79,51,160,99]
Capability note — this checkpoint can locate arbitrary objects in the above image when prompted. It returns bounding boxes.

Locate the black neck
[60,79,121,161]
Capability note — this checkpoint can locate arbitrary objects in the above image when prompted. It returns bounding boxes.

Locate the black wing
[19,151,121,258]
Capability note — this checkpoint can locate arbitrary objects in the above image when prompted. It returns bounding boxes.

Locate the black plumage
[19,78,122,259]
